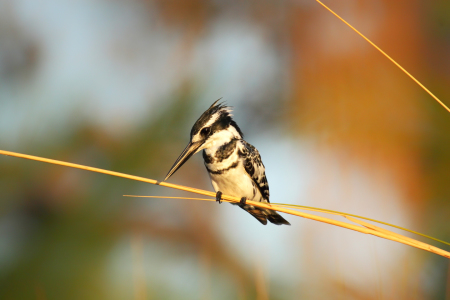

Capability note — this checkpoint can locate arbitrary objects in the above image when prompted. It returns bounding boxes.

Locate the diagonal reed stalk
[0,149,449,259]
[125,196,450,247]
[316,0,450,113]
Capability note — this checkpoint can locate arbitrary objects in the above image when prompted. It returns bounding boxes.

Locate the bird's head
[164,99,243,181]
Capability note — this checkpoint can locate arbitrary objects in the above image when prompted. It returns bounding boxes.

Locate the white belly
[208,162,263,202]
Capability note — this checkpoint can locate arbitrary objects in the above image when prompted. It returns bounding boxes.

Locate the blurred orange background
[0,0,449,299]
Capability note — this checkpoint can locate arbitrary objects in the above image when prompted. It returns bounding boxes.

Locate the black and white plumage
[165,100,290,225]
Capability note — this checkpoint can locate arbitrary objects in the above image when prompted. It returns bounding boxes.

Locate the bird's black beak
[164,141,202,181]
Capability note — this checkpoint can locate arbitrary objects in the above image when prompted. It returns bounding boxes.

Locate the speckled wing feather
[239,140,290,225]
[240,140,270,203]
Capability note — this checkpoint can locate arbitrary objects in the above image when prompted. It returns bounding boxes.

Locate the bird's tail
[267,210,291,225]
[240,204,290,226]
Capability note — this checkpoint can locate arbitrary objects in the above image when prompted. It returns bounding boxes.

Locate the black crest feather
[190,99,244,138]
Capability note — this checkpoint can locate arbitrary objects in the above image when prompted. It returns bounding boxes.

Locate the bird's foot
[240,197,247,206]
[216,191,222,204]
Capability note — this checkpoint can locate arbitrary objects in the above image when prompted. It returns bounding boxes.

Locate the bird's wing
[239,140,270,202]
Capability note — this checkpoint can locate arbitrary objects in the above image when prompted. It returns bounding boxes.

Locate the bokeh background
[0,0,449,299]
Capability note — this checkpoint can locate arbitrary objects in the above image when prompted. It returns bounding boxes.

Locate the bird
[164,100,290,225]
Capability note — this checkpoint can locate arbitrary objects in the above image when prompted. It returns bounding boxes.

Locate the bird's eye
[201,127,211,136]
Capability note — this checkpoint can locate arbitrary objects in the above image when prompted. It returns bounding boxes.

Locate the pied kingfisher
[164,100,290,225]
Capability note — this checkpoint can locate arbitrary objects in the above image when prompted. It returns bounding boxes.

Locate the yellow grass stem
[124,195,216,201]
[0,149,217,198]
[345,216,446,254]
[1,149,449,259]
[273,203,450,247]
[316,0,450,113]
[127,195,450,247]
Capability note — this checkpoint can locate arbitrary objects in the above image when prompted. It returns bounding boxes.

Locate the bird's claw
[216,191,222,204]
[240,197,247,206]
